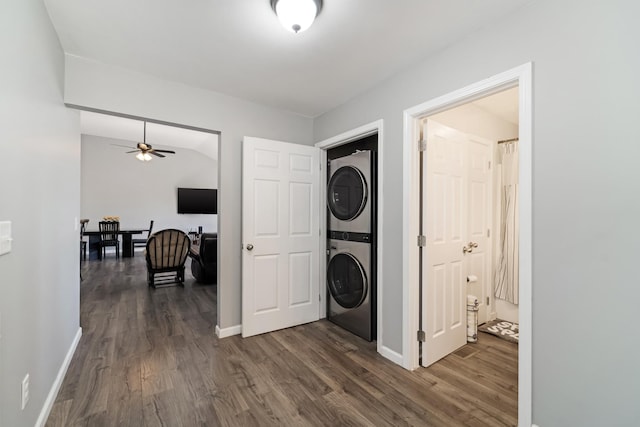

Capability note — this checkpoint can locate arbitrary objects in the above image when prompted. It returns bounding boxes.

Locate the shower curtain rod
[497,137,519,144]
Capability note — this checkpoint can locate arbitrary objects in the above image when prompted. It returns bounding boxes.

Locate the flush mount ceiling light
[271,0,323,33]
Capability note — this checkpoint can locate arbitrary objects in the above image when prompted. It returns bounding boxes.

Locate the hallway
[47,257,517,426]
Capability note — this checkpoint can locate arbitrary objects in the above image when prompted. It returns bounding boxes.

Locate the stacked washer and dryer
[326,140,377,342]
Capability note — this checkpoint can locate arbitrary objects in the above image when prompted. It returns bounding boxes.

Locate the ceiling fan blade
[149,151,166,158]
[152,149,176,154]
[126,150,139,154]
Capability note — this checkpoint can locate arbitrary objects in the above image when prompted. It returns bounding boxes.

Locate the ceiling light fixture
[136,152,152,162]
[271,0,322,34]
[121,121,175,161]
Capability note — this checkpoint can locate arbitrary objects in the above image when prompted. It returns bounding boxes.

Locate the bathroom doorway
[402,64,532,426]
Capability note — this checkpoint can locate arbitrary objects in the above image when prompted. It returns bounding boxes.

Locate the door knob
[462,242,478,254]
[246,244,254,251]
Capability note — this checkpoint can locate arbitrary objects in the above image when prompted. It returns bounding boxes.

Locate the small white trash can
[467,295,479,343]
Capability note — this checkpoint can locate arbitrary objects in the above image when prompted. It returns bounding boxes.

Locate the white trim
[402,111,421,370]
[216,324,242,338]
[402,63,533,427]
[318,147,328,320]
[36,327,82,427]
[378,344,404,366]
[315,120,382,150]
[315,119,386,359]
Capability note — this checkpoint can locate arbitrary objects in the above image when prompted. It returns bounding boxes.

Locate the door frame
[402,63,532,427]
[315,120,388,359]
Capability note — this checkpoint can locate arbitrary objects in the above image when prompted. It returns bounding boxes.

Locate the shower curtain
[494,140,519,304]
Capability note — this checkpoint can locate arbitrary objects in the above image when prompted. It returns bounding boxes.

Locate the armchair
[145,229,191,288]
[189,233,217,284]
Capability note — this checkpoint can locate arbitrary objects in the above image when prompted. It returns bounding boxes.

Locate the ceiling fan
[115,121,176,161]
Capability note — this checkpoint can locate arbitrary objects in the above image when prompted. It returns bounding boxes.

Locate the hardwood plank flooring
[47,256,517,426]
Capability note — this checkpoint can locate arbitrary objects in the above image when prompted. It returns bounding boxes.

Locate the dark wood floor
[47,256,517,426]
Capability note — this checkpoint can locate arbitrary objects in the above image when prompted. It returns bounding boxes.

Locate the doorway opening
[316,120,390,358]
[402,63,532,427]
[75,107,222,322]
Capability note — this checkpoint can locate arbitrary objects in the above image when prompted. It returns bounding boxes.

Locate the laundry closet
[325,135,378,341]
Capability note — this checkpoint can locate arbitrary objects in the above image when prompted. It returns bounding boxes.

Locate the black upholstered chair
[132,220,154,250]
[98,221,120,259]
[145,229,191,288]
[190,233,217,284]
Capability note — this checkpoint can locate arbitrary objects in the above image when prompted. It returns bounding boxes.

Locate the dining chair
[80,219,89,261]
[98,221,120,259]
[133,220,154,250]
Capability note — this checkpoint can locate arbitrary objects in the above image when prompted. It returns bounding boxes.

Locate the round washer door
[327,166,368,221]
[327,253,368,309]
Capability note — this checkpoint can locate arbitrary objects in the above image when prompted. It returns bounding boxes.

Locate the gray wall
[0,0,81,425]
[81,134,218,234]
[64,57,314,330]
[314,0,640,425]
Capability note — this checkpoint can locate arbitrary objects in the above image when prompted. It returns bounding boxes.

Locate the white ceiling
[80,111,219,160]
[45,0,530,118]
[472,86,519,125]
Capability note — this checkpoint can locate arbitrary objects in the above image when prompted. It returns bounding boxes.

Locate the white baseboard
[379,343,404,367]
[215,324,242,338]
[36,327,82,427]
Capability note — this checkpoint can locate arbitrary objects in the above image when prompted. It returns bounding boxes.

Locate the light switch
[0,221,13,255]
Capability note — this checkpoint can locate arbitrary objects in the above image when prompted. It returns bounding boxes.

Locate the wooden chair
[145,229,191,288]
[98,221,120,259]
[132,220,154,250]
[80,219,89,280]
[80,219,89,261]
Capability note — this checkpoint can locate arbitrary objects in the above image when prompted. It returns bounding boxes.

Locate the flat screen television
[177,188,217,214]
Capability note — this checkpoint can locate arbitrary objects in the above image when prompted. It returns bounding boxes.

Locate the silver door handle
[246,244,254,251]
[462,242,478,254]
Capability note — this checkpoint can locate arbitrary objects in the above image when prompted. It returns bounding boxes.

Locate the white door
[466,135,493,324]
[421,121,494,366]
[422,120,467,366]
[242,137,320,338]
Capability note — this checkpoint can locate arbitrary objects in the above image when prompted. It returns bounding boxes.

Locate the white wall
[81,135,217,234]
[314,0,640,425]
[64,56,314,331]
[0,0,81,425]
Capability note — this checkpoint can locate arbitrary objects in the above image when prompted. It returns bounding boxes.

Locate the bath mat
[478,319,519,344]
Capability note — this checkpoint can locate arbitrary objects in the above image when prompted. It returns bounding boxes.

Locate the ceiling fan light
[272,0,321,33]
[136,152,152,162]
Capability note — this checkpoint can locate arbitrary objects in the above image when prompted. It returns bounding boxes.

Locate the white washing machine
[327,150,372,236]
[327,235,374,341]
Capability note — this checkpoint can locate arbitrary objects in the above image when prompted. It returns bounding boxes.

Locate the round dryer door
[327,166,368,221]
[327,253,368,309]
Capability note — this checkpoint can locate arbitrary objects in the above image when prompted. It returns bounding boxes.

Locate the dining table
[83,229,147,259]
